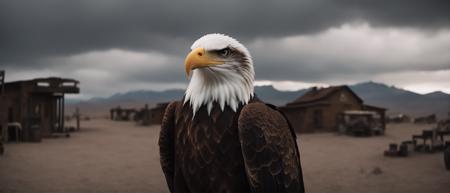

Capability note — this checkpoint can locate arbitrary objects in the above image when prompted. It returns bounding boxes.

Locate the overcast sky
[1,0,450,99]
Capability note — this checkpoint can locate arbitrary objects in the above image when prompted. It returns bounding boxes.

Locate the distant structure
[134,102,170,125]
[109,102,169,125]
[413,114,437,124]
[387,114,411,123]
[110,106,136,121]
[0,73,80,142]
[280,86,386,133]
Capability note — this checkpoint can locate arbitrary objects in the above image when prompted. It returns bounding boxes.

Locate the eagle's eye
[216,48,231,57]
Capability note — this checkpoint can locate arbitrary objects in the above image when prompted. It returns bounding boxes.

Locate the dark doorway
[8,126,20,142]
[313,109,323,129]
[8,107,13,122]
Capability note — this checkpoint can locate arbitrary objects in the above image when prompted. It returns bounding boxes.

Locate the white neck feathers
[184,66,254,116]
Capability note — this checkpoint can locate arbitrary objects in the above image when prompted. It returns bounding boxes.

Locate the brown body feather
[159,96,305,193]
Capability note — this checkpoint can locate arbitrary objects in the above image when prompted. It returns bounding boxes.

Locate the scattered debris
[385,119,450,160]
[371,167,383,175]
[359,168,365,174]
[385,143,400,157]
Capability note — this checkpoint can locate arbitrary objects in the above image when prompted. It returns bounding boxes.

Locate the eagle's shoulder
[159,101,183,192]
[165,101,182,115]
[238,102,288,129]
[237,102,305,192]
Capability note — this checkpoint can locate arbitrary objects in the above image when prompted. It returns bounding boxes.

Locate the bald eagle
[159,34,305,193]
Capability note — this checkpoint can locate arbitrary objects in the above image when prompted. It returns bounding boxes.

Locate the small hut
[0,73,80,142]
[134,103,169,125]
[280,85,386,133]
[148,102,170,124]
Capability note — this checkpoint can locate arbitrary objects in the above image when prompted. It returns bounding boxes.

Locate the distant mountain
[349,81,450,118]
[68,81,450,119]
[85,89,185,104]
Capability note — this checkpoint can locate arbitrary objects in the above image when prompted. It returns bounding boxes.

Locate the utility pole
[0,70,4,95]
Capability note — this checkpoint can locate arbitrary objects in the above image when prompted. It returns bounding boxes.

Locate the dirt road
[0,120,449,193]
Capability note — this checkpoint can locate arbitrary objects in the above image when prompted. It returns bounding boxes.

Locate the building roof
[280,101,331,109]
[4,77,80,94]
[6,77,79,85]
[286,85,363,106]
[363,104,387,111]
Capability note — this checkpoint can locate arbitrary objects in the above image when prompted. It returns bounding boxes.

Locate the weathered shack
[280,86,386,133]
[134,103,169,125]
[0,74,80,142]
[148,102,169,124]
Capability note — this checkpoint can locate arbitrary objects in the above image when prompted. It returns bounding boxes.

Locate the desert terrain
[0,119,449,193]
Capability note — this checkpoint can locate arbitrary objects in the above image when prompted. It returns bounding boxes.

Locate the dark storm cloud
[2,0,450,97]
[1,0,450,66]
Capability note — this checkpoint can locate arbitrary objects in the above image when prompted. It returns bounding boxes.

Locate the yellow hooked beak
[185,47,224,78]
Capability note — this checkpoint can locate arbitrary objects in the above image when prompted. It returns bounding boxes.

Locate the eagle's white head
[184,33,255,115]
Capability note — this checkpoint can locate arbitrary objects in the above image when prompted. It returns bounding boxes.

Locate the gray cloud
[1,0,450,65]
[250,24,450,82]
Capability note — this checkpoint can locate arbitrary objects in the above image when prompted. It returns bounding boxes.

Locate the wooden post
[75,108,80,131]
[0,70,4,95]
[62,94,65,132]
[58,97,62,132]
[143,104,149,125]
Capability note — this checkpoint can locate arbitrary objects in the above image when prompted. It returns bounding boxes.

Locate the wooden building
[0,74,80,142]
[280,86,386,133]
[134,103,169,125]
[148,102,169,125]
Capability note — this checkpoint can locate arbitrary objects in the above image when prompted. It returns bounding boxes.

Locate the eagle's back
[173,100,251,192]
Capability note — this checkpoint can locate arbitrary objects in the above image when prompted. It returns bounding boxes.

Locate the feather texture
[159,98,305,193]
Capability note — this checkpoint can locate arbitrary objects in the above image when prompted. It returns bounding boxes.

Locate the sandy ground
[1,119,449,193]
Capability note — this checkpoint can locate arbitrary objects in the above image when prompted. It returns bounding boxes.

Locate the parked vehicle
[338,111,384,136]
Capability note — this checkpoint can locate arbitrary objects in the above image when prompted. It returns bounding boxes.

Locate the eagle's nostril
[198,52,203,56]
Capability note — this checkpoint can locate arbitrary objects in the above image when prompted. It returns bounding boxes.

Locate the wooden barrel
[389,143,398,152]
[398,144,408,157]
